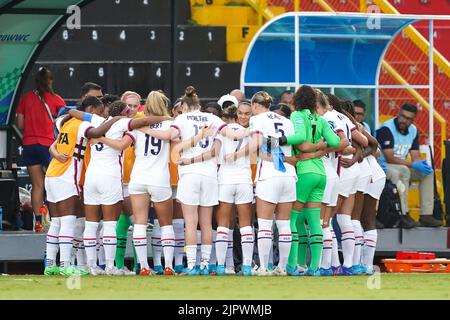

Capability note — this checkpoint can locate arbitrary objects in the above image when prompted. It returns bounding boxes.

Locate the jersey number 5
[274,122,285,136]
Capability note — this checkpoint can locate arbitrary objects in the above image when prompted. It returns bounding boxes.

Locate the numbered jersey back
[129,120,172,187]
[250,111,296,181]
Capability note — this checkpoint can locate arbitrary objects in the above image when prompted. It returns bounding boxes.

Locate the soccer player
[245,91,297,276]
[327,94,369,275]
[44,100,123,276]
[278,85,341,276]
[163,86,249,275]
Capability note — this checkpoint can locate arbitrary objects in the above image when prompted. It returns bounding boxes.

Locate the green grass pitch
[0,274,449,300]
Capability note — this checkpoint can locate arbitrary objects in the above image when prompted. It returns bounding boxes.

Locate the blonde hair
[315,89,330,108]
[121,90,141,103]
[144,91,170,117]
[251,91,273,109]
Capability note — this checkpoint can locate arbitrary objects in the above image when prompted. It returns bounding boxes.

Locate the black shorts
[21,144,51,167]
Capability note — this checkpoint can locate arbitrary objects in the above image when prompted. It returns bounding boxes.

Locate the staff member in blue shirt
[376,103,442,228]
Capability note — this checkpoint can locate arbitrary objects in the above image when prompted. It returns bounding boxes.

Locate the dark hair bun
[185,86,197,97]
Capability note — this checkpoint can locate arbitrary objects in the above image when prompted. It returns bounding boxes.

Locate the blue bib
[379,118,417,162]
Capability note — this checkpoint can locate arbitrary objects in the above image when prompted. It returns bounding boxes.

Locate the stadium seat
[177,26,226,61]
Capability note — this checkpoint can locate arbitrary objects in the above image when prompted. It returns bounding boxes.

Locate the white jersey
[86,117,133,178]
[322,109,346,171]
[216,123,252,185]
[171,110,227,178]
[249,111,297,182]
[335,111,356,160]
[129,120,172,187]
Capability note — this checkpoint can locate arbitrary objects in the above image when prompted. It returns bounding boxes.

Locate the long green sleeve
[286,111,306,145]
[321,117,340,148]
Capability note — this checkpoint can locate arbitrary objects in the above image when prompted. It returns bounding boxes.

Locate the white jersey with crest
[171,110,227,178]
[216,123,252,185]
[249,111,297,182]
[129,120,172,187]
[86,117,133,179]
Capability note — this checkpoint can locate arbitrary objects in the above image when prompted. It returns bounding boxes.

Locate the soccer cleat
[98,264,106,270]
[267,262,275,272]
[105,266,125,276]
[319,268,333,276]
[241,265,253,276]
[363,265,375,275]
[286,265,301,276]
[332,265,342,276]
[75,266,90,276]
[153,265,164,275]
[199,266,209,276]
[121,266,136,276]
[59,266,81,277]
[174,265,184,274]
[34,221,44,233]
[182,267,199,276]
[139,268,155,276]
[296,264,308,274]
[44,266,60,275]
[273,266,287,276]
[216,265,226,276]
[341,266,355,276]
[225,267,236,275]
[163,267,175,276]
[351,265,364,275]
[255,267,271,276]
[307,268,321,277]
[88,265,106,276]
[208,264,217,274]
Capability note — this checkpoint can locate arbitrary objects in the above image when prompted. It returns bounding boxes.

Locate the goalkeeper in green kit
[278,85,340,276]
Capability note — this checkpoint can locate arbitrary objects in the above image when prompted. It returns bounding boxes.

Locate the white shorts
[323,175,339,207]
[255,176,296,204]
[219,183,254,204]
[45,176,79,203]
[123,184,130,198]
[177,174,219,206]
[84,175,123,205]
[338,162,361,198]
[129,183,172,203]
[356,159,373,193]
[365,177,386,200]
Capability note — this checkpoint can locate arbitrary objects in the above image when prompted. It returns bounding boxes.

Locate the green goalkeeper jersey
[286,109,340,175]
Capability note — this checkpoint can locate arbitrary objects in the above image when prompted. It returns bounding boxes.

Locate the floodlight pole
[429,20,434,154]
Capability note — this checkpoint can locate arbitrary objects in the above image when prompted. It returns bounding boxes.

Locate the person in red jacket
[16,67,66,232]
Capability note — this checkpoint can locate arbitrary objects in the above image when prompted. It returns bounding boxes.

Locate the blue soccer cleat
[332,265,342,276]
[199,266,209,276]
[307,268,321,277]
[216,265,225,276]
[153,265,164,275]
[208,264,217,274]
[351,264,365,275]
[241,265,252,276]
[268,262,275,272]
[174,265,184,274]
[182,267,199,276]
[319,268,333,276]
[341,266,355,276]
[286,265,302,276]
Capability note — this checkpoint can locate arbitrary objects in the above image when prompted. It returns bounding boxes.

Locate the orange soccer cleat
[35,221,44,233]
[139,268,154,276]
[163,267,175,276]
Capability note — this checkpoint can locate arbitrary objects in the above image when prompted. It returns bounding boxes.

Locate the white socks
[352,220,364,266]
[215,226,229,266]
[276,220,291,269]
[59,215,76,268]
[336,214,355,268]
[84,221,99,267]
[240,226,254,267]
[186,245,197,270]
[151,219,162,268]
[201,244,212,269]
[102,221,117,269]
[173,219,185,267]
[209,230,217,266]
[321,226,332,269]
[161,225,175,269]
[225,229,234,270]
[97,221,105,266]
[46,217,61,268]
[330,223,340,268]
[362,230,377,268]
[196,230,201,267]
[257,218,273,270]
[74,217,86,267]
[133,224,149,269]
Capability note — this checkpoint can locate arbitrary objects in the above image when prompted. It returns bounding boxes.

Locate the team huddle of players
[43,84,385,277]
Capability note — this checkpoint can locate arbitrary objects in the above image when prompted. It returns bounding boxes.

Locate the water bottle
[0,206,3,231]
